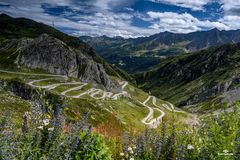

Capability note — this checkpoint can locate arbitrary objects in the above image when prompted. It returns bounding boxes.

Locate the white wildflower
[130,150,134,154]
[130,158,134,160]
[48,127,54,131]
[187,144,194,150]
[43,119,50,126]
[128,147,132,151]
[223,149,229,153]
[120,152,124,156]
[37,126,43,130]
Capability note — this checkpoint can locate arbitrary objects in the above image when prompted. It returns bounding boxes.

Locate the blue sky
[0,0,240,38]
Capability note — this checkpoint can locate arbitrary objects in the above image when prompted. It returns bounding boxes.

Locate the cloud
[147,11,229,33]
[148,0,212,11]
[220,0,240,16]
[219,15,240,30]
[72,11,156,38]
[0,0,157,38]
[0,0,240,38]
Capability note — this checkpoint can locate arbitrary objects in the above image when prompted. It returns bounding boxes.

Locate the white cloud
[0,0,240,38]
[219,15,240,30]
[0,0,157,38]
[148,0,212,11]
[147,11,229,33]
[220,0,240,12]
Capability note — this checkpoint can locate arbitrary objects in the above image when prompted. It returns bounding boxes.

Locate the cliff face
[0,34,120,90]
[19,34,79,77]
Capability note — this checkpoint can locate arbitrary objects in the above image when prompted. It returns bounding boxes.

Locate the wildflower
[120,152,124,156]
[187,144,194,150]
[223,149,229,153]
[130,150,134,154]
[130,158,134,160]
[48,127,54,131]
[37,126,43,130]
[43,119,50,126]
[128,147,132,151]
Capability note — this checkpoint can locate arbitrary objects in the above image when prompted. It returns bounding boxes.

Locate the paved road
[0,69,130,100]
[141,96,165,128]
[151,95,185,113]
[26,75,129,100]
[1,69,186,128]
[141,95,185,128]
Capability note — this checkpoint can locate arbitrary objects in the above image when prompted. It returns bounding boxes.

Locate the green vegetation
[0,101,111,160]
[64,85,91,96]
[136,43,240,111]
[120,104,240,160]
[0,49,19,69]
[0,70,193,134]
[0,90,30,126]
[1,88,239,159]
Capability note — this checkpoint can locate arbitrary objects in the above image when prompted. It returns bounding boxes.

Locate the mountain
[0,13,133,90]
[80,28,240,73]
[0,14,192,133]
[135,43,240,112]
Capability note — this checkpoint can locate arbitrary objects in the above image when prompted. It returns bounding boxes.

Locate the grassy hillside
[135,43,240,112]
[0,70,193,134]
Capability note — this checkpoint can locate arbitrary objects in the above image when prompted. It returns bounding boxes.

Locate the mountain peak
[210,28,220,32]
[0,13,11,18]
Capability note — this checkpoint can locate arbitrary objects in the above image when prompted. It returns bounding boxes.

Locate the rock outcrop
[19,34,79,77]
[1,34,120,90]
[0,14,135,91]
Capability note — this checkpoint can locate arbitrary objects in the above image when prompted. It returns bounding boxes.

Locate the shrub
[0,99,111,160]
[120,104,240,160]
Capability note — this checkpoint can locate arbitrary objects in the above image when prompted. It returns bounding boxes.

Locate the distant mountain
[0,14,132,90]
[81,28,240,73]
[135,43,240,112]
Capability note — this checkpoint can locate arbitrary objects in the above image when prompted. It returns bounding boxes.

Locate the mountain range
[81,28,240,73]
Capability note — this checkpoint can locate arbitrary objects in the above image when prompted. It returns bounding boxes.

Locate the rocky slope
[0,14,133,90]
[81,28,240,73]
[135,43,240,111]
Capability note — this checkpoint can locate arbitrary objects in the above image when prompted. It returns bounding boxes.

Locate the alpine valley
[0,11,240,160]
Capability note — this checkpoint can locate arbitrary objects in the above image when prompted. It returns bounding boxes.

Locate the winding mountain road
[141,95,184,128]
[141,96,165,128]
[25,73,129,100]
[0,69,129,100]
[0,69,185,129]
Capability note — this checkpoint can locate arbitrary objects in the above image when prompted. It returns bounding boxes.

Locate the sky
[0,0,240,38]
